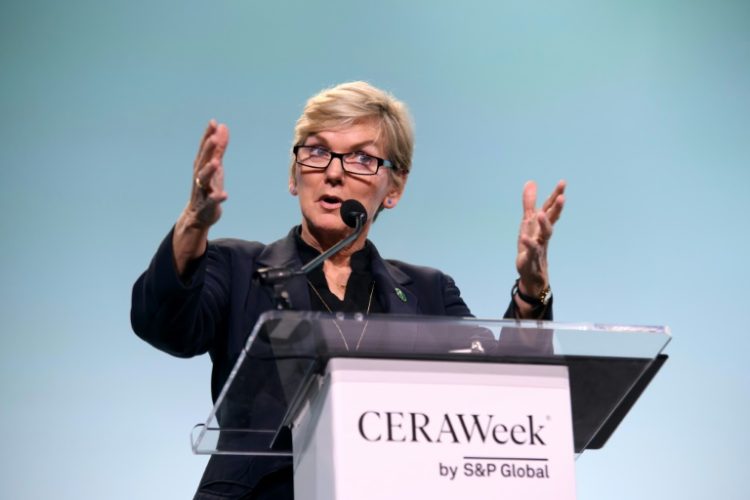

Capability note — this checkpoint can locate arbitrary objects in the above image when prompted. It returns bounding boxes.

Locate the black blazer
[131,227,494,497]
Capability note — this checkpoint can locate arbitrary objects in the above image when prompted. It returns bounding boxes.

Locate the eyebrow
[306,135,380,153]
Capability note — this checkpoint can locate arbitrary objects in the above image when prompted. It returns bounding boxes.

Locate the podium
[191,311,670,499]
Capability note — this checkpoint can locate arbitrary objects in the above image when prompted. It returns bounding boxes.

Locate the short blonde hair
[290,81,414,190]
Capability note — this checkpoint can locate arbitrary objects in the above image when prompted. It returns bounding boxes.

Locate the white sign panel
[293,358,576,500]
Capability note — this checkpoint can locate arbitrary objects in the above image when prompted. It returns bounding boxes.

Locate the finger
[196,160,229,203]
[518,234,538,253]
[195,137,219,178]
[518,198,543,240]
[210,159,226,197]
[194,120,218,173]
[537,211,553,241]
[547,194,565,225]
[541,179,566,212]
[194,121,228,174]
[195,161,219,193]
[211,123,230,163]
[195,123,229,178]
[522,180,537,219]
[200,119,217,147]
[517,211,536,244]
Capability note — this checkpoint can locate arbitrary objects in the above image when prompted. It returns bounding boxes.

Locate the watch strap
[512,278,552,307]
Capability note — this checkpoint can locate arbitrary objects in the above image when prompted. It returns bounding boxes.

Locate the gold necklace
[307,280,375,351]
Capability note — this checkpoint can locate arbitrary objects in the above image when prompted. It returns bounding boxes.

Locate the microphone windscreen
[340,199,367,228]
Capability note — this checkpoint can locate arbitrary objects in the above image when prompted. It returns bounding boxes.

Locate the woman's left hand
[515,180,566,300]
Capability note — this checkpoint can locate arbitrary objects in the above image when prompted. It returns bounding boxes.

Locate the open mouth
[319,195,343,208]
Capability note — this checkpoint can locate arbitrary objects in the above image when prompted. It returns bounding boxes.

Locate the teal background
[2,0,748,498]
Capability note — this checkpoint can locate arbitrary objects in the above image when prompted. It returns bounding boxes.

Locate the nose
[324,155,346,183]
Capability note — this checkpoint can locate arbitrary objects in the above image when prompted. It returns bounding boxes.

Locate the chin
[305,213,348,236]
[318,220,349,235]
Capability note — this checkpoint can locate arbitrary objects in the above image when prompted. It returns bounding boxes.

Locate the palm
[515,180,566,295]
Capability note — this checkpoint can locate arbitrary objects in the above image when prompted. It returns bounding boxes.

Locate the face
[290,120,404,249]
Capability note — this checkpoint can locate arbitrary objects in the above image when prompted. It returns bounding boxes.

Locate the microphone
[340,199,368,228]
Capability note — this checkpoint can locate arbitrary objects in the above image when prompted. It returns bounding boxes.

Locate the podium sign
[293,359,576,500]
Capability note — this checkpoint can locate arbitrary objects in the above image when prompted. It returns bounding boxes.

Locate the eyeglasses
[293,145,395,176]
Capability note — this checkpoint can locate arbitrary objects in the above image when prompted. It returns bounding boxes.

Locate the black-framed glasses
[293,145,395,176]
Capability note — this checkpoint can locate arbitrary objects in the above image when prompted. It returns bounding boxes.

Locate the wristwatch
[512,278,552,307]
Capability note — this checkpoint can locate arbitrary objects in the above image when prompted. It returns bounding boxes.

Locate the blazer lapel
[367,243,421,351]
[369,244,419,315]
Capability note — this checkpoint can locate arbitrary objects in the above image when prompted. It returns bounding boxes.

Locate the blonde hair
[290,81,414,190]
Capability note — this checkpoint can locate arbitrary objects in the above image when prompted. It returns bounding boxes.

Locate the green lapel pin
[394,287,408,303]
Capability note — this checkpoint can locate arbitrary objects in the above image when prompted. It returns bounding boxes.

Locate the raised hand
[189,119,229,227]
[173,120,230,275]
[515,180,566,299]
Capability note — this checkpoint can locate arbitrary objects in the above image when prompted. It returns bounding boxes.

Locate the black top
[295,229,385,314]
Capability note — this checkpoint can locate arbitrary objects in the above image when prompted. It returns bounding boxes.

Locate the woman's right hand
[173,120,230,275]
[188,119,229,227]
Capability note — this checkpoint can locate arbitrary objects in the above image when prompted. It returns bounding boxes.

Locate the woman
[131,81,565,499]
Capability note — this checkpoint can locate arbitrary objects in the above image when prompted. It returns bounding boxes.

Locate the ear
[382,174,406,210]
[288,176,298,196]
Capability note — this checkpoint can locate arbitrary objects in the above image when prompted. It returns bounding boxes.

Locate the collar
[255,226,419,314]
[293,227,373,274]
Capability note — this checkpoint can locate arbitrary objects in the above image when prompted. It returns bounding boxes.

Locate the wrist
[512,278,552,307]
[516,276,548,299]
[173,210,210,274]
[177,205,211,232]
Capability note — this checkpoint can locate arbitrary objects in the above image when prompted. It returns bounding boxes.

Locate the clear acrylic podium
[190,311,670,499]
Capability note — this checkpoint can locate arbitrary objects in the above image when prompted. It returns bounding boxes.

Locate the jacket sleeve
[130,227,230,358]
[440,272,473,317]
